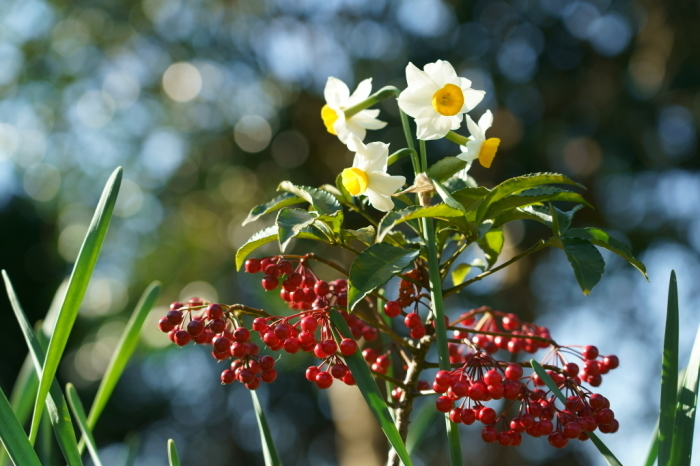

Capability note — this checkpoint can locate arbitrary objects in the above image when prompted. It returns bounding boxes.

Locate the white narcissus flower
[321,77,387,144]
[457,110,501,169]
[397,60,485,140]
[340,135,406,212]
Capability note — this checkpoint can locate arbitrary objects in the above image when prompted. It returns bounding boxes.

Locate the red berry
[564,421,582,439]
[330,364,348,379]
[519,414,535,428]
[479,407,496,425]
[503,381,521,399]
[245,377,261,390]
[209,319,226,334]
[252,317,268,332]
[299,330,315,346]
[548,432,568,448]
[212,336,230,353]
[158,317,174,333]
[537,419,553,435]
[384,301,402,318]
[565,362,580,377]
[481,426,498,443]
[314,281,329,296]
[262,332,280,347]
[170,302,184,311]
[206,303,224,320]
[497,431,513,446]
[452,380,469,398]
[502,313,520,331]
[435,396,454,413]
[174,330,191,346]
[588,374,603,387]
[261,369,277,383]
[510,418,526,433]
[468,381,487,401]
[460,408,476,425]
[511,432,522,446]
[336,293,348,307]
[583,345,599,360]
[589,393,606,410]
[404,313,422,329]
[449,408,463,423]
[259,355,275,371]
[435,370,452,387]
[596,408,614,425]
[505,364,523,381]
[343,372,356,385]
[186,319,203,336]
[233,327,250,343]
[306,366,320,382]
[410,325,426,339]
[433,381,448,393]
[245,258,261,273]
[484,369,503,386]
[262,276,278,290]
[166,310,183,325]
[283,338,300,353]
[238,368,255,384]
[362,348,378,363]
[339,338,358,356]
[603,355,619,369]
[277,260,293,275]
[231,342,248,358]
[274,323,292,340]
[320,339,337,355]
[221,369,236,384]
[488,383,504,400]
[315,371,333,389]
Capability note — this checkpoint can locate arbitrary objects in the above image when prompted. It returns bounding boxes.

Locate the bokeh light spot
[163,62,202,102]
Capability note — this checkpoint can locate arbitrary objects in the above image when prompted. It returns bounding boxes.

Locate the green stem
[446,131,469,146]
[387,148,417,166]
[419,140,428,172]
[344,86,399,119]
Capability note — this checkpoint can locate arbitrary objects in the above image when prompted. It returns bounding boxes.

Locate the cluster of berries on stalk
[382,267,430,340]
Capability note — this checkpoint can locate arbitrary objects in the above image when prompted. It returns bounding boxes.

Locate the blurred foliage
[0,0,699,464]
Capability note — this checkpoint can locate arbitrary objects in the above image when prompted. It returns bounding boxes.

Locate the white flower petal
[347,78,373,107]
[465,114,484,141]
[459,77,473,89]
[397,85,435,117]
[478,109,493,132]
[351,111,387,130]
[365,189,395,212]
[363,142,389,173]
[341,121,366,143]
[449,114,463,130]
[347,133,363,154]
[406,62,436,89]
[368,172,405,196]
[324,77,350,109]
[424,60,460,87]
[460,88,486,113]
[415,115,452,140]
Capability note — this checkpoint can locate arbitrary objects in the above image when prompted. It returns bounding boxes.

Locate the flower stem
[446,131,469,146]
[343,86,399,119]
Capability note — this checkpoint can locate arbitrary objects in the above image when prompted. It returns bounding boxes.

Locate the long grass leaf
[65,384,103,466]
[670,324,700,466]
[406,400,440,454]
[167,439,181,466]
[0,384,42,466]
[530,359,623,466]
[2,271,83,466]
[644,368,686,466]
[86,281,161,430]
[659,271,679,466]
[0,357,38,466]
[28,167,122,443]
[329,309,413,466]
[250,391,282,466]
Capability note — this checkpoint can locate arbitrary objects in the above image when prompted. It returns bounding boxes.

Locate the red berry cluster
[383,268,429,339]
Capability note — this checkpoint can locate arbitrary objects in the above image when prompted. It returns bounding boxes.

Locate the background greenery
[0,0,699,464]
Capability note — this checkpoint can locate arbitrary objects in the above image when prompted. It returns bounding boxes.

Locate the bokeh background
[1,0,699,464]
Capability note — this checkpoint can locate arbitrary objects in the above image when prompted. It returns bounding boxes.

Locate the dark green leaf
[347,243,420,311]
[2,271,82,466]
[167,439,181,466]
[565,228,648,280]
[243,192,303,225]
[492,205,552,229]
[476,172,583,224]
[235,225,328,270]
[329,310,413,466]
[316,210,344,236]
[485,186,591,220]
[557,236,605,295]
[659,271,679,466]
[30,167,122,444]
[431,178,467,214]
[477,228,504,268]
[86,282,161,431]
[342,226,376,246]
[377,205,463,243]
[65,384,102,466]
[0,384,42,466]
[451,263,471,286]
[671,322,700,466]
[450,186,490,211]
[530,360,623,466]
[278,181,341,215]
[276,208,317,252]
[427,156,467,182]
[550,204,584,235]
[250,391,282,466]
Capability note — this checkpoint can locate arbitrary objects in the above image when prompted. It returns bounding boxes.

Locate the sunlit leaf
[0,384,42,466]
[276,208,317,252]
[377,204,463,243]
[278,181,341,215]
[484,186,591,220]
[565,227,647,280]
[167,439,181,466]
[477,228,504,269]
[243,192,303,225]
[427,156,467,182]
[659,271,679,466]
[554,236,605,295]
[235,225,328,270]
[65,384,102,466]
[250,391,282,466]
[451,263,471,286]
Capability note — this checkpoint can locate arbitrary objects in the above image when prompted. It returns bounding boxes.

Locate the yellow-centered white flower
[457,110,500,169]
[340,135,406,212]
[321,77,387,144]
[397,60,485,140]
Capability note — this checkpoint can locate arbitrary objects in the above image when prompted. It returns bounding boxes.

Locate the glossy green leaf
[65,384,102,466]
[492,205,552,229]
[29,167,122,444]
[329,310,413,466]
[476,172,583,224]
[530,360,623,466]
[406,400,440,454]
[342,226,376,246]
[484,186,591,220]
[427,156,467,182]
[659,271,679,466]
[671,322,700,466]
[565,228,648,280]
[250,391,282,466]
[377,205,463,243]
[451,263,471,286]
[347,243,420,311]
[86,282,161,431]
[431,178,467,214]
[278,181,341,215]
[235,224,328,270]
[644,419,660,466]
[0,384,42,466]
[550,203,584,235]
[243,192,303,225]
[450,186,490,211]
[2,271,83,466]
[276,208,317,252]
[167,439,181,466]
[477,228,504,268]
[316,210,344,236]
[557,236,605,295]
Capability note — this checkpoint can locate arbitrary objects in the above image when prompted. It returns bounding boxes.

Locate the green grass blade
[65,384,103,466]
[86,281,161,431]
[250,391,282,466]
[0,384,42,466]
[406,400,440,455]
[670,324,700,466]
[28,167,122,444]
[2,270,83,466]
[0,357,38,466]
[329,309,414,466]
[167,439,181,466]
[530,359,623,466]
[659,271,679,466]
[643,418,659,466]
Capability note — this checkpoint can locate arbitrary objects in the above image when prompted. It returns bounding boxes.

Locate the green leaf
[431,178,467,214]
[0,384,42,466]
[557,236,605,295]
[65,384,102,466]
[243,192,303,225]
[406,399,440,455]
[477,228,504,268]
[342,226,376,246]
[235,225,328,270]
[671,323,700,466]
[659,271,679,466]
[376,205,463,243]
[476,172,583,224]
[276,208,317,252]
[451,263,471,286]
[167,439,181,466]
[492,205,552,229]
[250,391,282,466]
[427,156,467,182]
[450,186,490,211]
[29,167,122,444]
[329,310,413,466]
[347,243,420,311]
[316,210,344,236]
[335,173,355,206]
[2,271,83,466]
[278,181,341,215]
[86,282,161,431]
[530,360,623,466]
[484,186,591,220]
[550,204,584,235]
[565,228,648,280]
